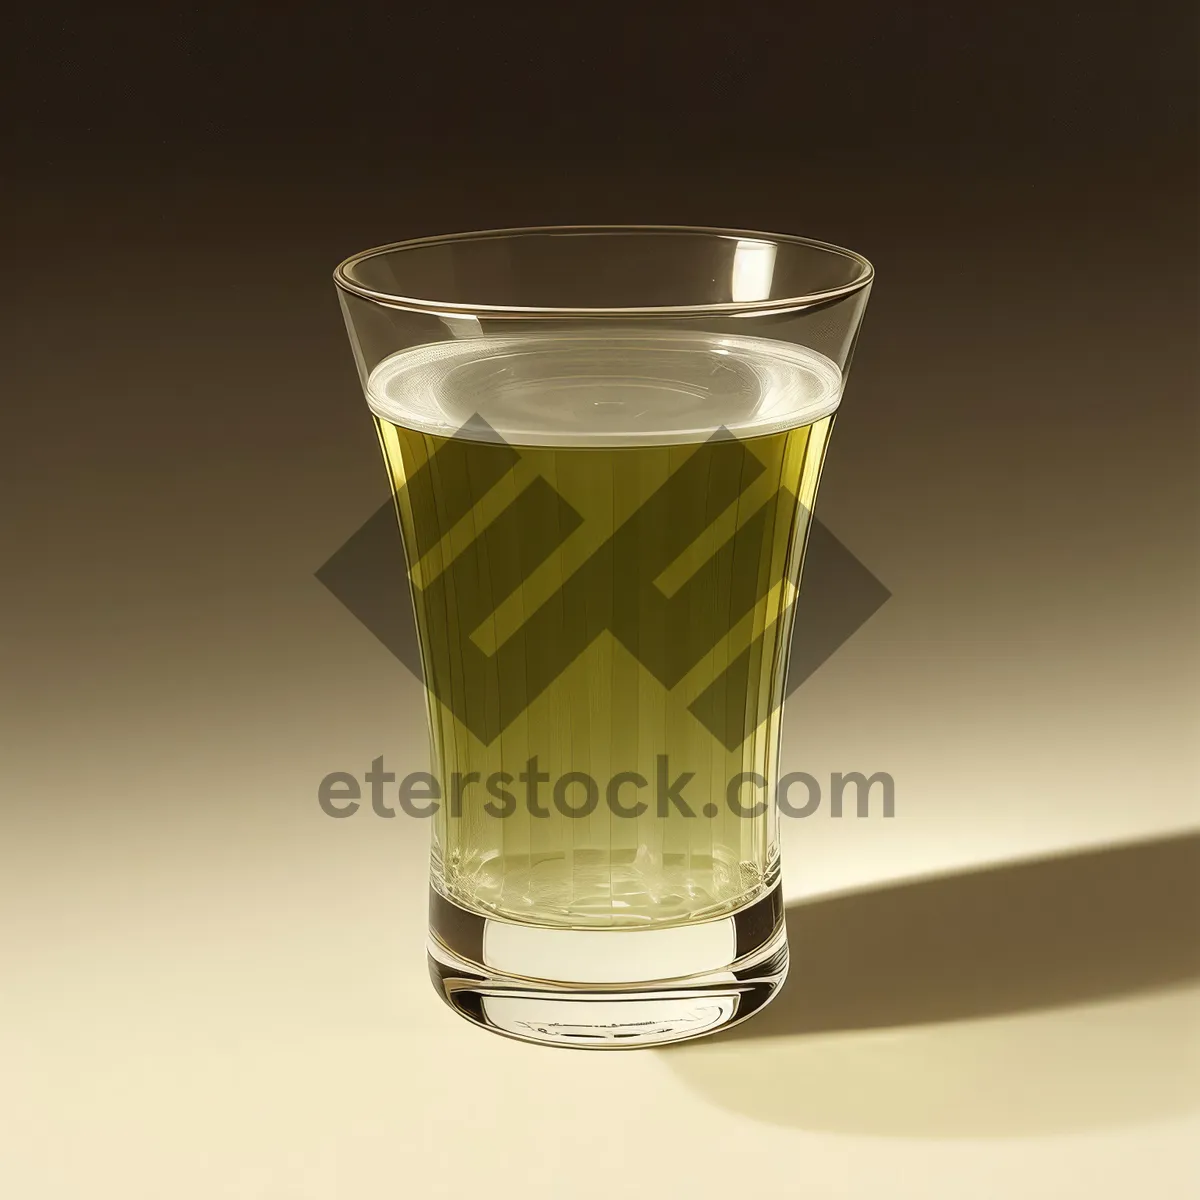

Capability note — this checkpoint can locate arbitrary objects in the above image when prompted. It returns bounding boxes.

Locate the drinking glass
[334,227,872,1047]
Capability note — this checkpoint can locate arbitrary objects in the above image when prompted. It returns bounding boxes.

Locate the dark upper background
[2,0,1196,631]
[5,2,1196,171]
[2,2,1196,693]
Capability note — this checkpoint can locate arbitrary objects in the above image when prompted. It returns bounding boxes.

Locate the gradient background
[2,4,1197,1198]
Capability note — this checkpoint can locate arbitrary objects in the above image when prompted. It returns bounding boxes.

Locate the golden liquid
[370,333,836,928]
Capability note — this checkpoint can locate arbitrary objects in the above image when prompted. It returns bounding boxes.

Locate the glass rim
[333,224,874,319]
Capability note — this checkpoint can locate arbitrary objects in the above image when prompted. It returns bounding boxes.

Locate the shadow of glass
[662,834,1200,1136]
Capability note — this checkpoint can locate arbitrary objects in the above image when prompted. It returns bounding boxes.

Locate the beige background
[3,158,1198,1197]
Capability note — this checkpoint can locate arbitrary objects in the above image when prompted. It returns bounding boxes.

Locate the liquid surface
[366,330,841,446]
[372,331,840,926]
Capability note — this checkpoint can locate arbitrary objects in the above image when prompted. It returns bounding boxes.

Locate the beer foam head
[365,330,841,446]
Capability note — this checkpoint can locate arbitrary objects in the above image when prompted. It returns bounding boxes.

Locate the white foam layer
[365,330,841,446]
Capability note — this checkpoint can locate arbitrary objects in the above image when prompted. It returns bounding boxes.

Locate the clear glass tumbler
[334,227,872,1047]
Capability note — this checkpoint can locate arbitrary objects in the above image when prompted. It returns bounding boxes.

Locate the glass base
[427,884,787,1049]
